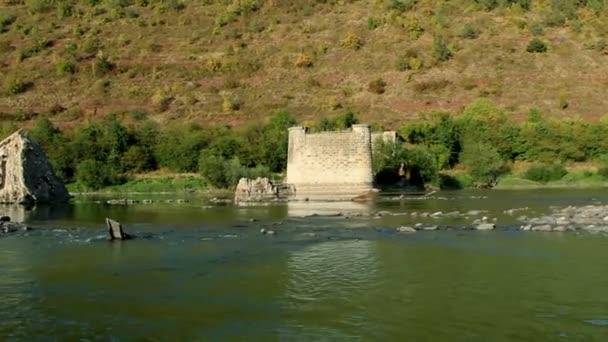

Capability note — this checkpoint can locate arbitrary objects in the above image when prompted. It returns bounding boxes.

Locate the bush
[389,0,416,12]
[294,53,313,68]
[367,17,381,30]
[524,164,568,183]
[461,24,479,39]
[412,78,450,93]
[0,14,16,32]
[432,36,453,61]
[340,32,363,50]
[94,52,114,75]
[526,38,547,53]
[76,159,120,190]
[55,60,76,76]
[598,166,608,179]
[368,78,387,94]
[154,126,207,172]
[199,153,266,189]
[396,49,423,71]
[4,75,28,95]
[460,141,506,187]
[222,96,242,112]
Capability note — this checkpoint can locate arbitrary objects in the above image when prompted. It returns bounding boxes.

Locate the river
[1,189,608,340]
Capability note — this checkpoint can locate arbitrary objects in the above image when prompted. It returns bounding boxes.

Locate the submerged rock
[396,226,416,233]
[0,129,70,204]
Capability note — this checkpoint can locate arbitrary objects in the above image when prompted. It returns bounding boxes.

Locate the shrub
[340,32,363,50]
[94,52,114,75]
[598,166,608,179]
[461,23,479,39]
[3,74,28,95]
[529,22,544,36]
[0,14,16,33]
[432,36,452,61]
[368,78,387,94]
[81,37,99,55]
[198,153,250,188]
[396,55,410,71]
[389,0,416,13]
[55,60,76,76]
[367,17,381,30]
[412,79,450,93]
[396,49,423,71]
[526,38,547,53]
[151,91,173,112]
[459,141,506,187]
[25,0,50,14]
[76,159,114,190]
[294,53,313,68]
[206,57,222,72]
[222,96,242,112]
[403,16,424,40]
[154,125,208,172]
[524,164,568,183]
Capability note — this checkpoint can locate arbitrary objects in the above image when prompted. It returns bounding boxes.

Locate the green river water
[2,189,608,341]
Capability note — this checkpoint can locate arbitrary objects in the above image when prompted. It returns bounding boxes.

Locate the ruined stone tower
[286,124,374,200]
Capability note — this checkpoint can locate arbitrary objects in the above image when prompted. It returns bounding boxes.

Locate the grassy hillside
[1,0,608,129]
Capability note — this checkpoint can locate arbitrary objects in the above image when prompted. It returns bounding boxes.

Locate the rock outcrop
[234,177,292,203]
[0,129,70,204]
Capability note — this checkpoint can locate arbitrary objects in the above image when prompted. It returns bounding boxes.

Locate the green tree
[154,124,209,172]
[459,141,505,187]
[76,159,111,190]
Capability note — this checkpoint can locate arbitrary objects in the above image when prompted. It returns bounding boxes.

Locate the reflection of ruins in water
[0,204,72,223]
[286,200,373,218]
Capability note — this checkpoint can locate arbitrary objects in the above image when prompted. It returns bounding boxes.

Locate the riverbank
[442,164,608,190]
[67,173,215,195]
[65,165,608,196]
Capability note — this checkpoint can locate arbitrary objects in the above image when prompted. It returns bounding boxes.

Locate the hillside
[1,0,608,129]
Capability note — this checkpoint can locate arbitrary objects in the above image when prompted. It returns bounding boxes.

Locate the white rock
[532,225,553,232]
[475,223,496,231]
[396,226,416,233]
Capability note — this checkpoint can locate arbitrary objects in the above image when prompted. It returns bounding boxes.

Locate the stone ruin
[286,124,376,200]
[0,129,70,204]
[234,177,293,203]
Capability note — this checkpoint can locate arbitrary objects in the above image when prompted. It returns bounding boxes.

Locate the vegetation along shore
[7,98,608,193]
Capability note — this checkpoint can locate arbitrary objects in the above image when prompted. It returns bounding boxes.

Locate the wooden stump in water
[105,217,132,240]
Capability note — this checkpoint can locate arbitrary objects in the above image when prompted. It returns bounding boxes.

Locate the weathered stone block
[0,129,70,204]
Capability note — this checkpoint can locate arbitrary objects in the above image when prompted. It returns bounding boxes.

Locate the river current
[2,189,608,341]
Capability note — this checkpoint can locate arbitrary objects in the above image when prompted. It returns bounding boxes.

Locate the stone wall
[286,124,374,199]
